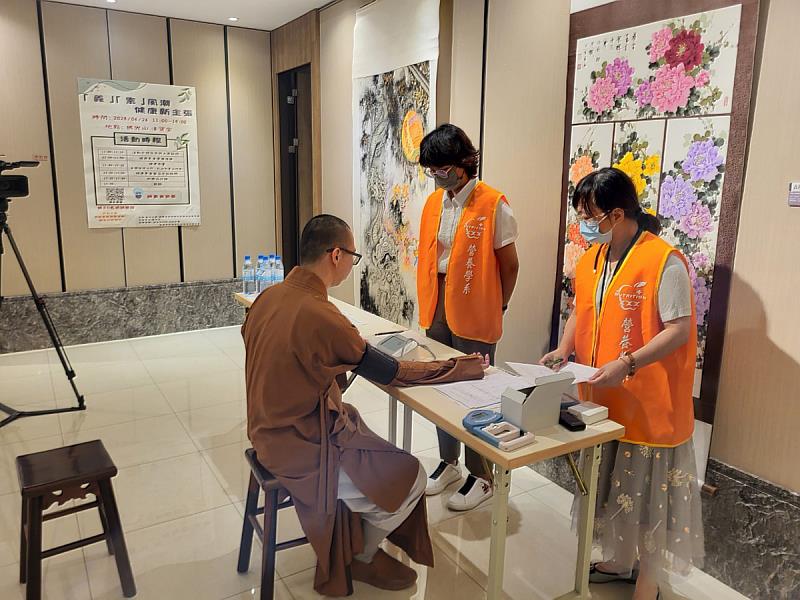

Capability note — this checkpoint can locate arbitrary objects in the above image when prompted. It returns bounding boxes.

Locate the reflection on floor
[0,327,748,599]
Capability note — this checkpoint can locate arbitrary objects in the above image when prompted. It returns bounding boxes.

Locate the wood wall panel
[436,0,453,125]
[170,19,233,281]
[41,1,125,291]
[270,10,322,251]
[319,0,362,304]
[448,0,484,143]
[227,28,277,272]
[482,0,570,364]
[107,10,181,286]
[0,0,61,295]
[711,0,800,492]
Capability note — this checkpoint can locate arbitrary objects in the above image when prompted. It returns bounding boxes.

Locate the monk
[243,214,485,596]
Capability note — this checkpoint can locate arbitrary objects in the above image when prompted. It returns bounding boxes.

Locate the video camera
[0,160,39,202]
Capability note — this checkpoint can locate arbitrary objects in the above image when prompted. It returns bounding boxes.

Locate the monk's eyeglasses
[327,247,362,266]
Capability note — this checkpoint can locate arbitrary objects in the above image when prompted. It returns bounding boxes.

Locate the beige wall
[228,28,277,273]
[710,0,800,492]
[482,0,570,364]
[107,11,181,286]
[320,0,362,304]
[448,0,484,143]
[0,1,275,293]
[317,0,797,491]
[0,0,62,295]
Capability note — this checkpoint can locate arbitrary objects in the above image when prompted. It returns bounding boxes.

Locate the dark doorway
[277,64,313,271]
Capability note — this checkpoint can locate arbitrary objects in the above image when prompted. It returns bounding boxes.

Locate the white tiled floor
[0,328,748,599]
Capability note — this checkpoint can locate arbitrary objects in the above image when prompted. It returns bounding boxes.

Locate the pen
[374,330,406,336]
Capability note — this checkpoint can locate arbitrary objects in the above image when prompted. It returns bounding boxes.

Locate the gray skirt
[572,438,705,580]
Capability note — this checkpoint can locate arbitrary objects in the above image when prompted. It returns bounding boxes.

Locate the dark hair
[299,214,351,265]
[419,123,480,178]
[572,167,661,235]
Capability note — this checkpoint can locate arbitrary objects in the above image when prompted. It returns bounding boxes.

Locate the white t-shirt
[596,253,693,323]
[436,178,519,274]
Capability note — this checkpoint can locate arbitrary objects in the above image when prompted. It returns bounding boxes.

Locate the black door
[277,64,312,271]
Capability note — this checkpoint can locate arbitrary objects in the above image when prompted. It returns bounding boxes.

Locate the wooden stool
[16,440,136,600]
[237,448,308,600]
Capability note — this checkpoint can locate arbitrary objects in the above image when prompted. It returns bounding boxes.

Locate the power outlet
[789,182,800,207]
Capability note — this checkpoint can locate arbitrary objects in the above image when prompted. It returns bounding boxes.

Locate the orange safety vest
[417,181,506,344]
[574,232,696,447]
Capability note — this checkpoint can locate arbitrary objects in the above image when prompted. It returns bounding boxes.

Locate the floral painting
[611,120,665,211]
[559,124,613,329]
[658,116,730,369]
[572,5,740,124]
[355,61,434,327]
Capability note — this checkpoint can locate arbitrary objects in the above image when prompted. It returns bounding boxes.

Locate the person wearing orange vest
[541,168,704,600]
[417,124,520,511]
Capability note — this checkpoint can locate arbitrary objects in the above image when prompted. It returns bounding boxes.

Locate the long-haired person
[541,167,704,599]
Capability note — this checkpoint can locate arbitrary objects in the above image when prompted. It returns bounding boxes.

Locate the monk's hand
[588,359,628,388]
[481,354,491,371]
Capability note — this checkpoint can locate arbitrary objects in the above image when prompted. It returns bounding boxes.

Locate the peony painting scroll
[559,4,742,383]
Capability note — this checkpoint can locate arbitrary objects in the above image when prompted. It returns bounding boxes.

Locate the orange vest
[574,232,696,447]
[417,181,506,344]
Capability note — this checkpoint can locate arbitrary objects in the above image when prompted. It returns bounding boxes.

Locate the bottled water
[274,255,285,285]
[242,255,255,294]
[267,254,276,286]
[256,256,266,293]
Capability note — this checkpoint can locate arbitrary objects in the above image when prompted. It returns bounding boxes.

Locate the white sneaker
[425,461,462,496]
[446,475,493,511]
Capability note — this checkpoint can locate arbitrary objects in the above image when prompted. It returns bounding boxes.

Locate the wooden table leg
[388,395,398,445]
[556,443,602,600]
[487,465,511,600]
[402,404,413,452]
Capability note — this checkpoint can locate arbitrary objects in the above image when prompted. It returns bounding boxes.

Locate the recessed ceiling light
[228,17,239,22]
[106,0,117,4]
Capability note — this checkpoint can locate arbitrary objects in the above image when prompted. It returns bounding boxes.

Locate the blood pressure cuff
[353,343,399,385]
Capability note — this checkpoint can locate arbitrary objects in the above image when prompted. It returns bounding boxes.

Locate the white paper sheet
[432,371,533,409]
[337,307,366,326]
[507,361,599,384]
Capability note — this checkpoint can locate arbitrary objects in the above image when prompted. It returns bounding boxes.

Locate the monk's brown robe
[243,267,483,596]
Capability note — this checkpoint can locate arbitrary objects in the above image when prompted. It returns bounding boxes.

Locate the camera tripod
[0,164,85,428]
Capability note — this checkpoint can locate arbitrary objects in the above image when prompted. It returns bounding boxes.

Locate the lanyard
[597,227,642,314]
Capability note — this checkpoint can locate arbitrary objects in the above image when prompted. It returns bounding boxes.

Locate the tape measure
[463,409,503,429]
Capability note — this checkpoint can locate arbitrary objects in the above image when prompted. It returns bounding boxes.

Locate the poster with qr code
[78,79,201,228]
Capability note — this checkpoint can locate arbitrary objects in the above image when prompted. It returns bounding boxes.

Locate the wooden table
[234,292,625,599]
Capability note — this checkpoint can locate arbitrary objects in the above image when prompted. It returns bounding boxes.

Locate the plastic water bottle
[274,255,285,285]
[242,255,255,294]
[256,256,266,293]
[267,254,276,287]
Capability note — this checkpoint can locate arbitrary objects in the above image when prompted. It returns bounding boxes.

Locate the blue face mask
[579,215,613,244]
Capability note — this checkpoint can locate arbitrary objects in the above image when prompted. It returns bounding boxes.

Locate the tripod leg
[1,223,85,408]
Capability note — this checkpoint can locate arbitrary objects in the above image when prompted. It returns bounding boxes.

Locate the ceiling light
[228,17,239,22]
[106,0,117,4]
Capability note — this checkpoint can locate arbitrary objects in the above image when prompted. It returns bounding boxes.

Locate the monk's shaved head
[300,214,352,265]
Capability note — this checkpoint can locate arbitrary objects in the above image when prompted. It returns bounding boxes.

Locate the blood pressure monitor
[375,334,417,358]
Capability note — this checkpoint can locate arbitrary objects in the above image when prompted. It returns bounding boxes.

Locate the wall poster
[352,0,439,327]
[554,0,760,430]
[78,79,200,228]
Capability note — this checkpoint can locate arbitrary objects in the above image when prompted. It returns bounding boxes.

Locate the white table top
[234,291,624,470]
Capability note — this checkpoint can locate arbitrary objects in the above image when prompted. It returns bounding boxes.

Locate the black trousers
[426,275,495,482]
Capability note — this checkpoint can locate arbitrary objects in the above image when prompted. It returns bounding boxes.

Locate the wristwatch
[622,351,637,377]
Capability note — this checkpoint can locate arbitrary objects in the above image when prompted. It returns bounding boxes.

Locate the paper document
[432,371,534,409]
[507,361,598,384]
[337,307,366,326]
